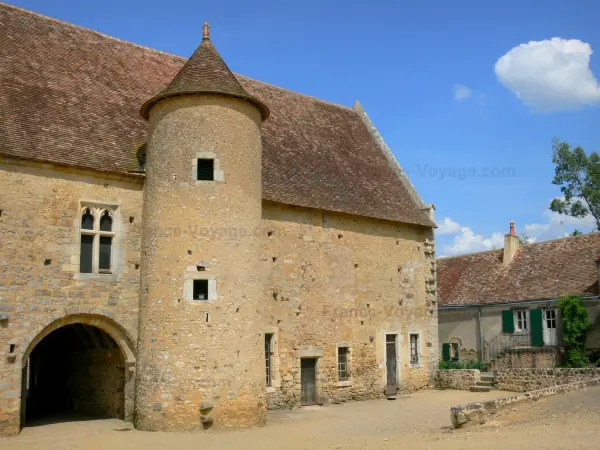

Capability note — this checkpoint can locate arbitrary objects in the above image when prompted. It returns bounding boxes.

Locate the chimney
[503,220,520,265]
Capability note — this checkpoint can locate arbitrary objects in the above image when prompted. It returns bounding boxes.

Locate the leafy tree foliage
[558,295,589,367]
[550,138,600,230]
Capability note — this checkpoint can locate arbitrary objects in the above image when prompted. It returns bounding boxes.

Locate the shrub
[558,295,589,367]
[438,359,488,370]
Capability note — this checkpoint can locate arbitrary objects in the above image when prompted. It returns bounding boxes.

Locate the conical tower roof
[141,22,269,120]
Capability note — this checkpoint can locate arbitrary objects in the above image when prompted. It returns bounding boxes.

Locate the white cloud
[454,84,472,101]
[436,217,504,255]
[443,227,504,255]
[437,202,596,257]
[523,208,596,241]
[437,217,461,235]
[494,38,600,112]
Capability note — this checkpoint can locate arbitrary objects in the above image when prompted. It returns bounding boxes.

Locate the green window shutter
[502,310,515,333]
[530,308,544,347]
[442,343,451,361]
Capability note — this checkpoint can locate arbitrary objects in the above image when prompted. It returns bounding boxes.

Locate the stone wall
[0,158,438,435]
[491,349,558,371]
[261,202,438,408]
[451,377,600,428]
[0,159,141,435]
[496,368,600,392]
[435,370,480,390]
[67,348,126,418]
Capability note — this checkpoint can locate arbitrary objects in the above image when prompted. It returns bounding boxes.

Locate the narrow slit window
[410,334,419,364]
[196,159,215,181]
[265,334,273,387]
[338,347,349,381]
[193,279,209,300]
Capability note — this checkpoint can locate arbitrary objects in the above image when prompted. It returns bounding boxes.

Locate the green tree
[550,138,600,230]
[558,295,589,367]
[571,229,583,236]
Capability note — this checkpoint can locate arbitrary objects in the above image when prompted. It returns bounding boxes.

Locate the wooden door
[300,358,317,405]
[386,335,397,387]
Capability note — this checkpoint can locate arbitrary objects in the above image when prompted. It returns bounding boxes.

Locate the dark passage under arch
[23,323,126,426]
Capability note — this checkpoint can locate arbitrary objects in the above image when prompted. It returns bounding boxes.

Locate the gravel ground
[2,387,600,450]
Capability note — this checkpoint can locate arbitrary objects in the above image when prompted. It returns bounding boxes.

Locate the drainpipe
[478,307,485,361]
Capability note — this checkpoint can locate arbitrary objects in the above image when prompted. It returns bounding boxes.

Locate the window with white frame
[79,206,116,274]
[409,334,420,364]
[514,309,529,331]
[337,346,349,381]
[450,342,460,361]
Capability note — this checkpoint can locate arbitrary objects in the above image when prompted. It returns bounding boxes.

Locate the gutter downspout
[478,307,485,361]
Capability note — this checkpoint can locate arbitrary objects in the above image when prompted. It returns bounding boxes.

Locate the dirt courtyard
[3,387,600,450]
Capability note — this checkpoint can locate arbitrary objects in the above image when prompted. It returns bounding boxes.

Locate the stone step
[475,381,494,387]
[469,385,491,392]
[480,375,495,382]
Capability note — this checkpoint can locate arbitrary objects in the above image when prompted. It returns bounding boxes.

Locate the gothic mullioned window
[79,206,116,274]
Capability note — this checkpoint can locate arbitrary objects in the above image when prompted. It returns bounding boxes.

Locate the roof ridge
[438,231,599,261]
[234,74,354,111]
[438,247,502,260]
[2,3,354,113]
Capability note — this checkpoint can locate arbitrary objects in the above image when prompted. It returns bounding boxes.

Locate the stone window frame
[192,152,224,184]
[73,201,123,281]
[335,342,352,386]
[183,269,218,303]
[264,326,281,392]
[408,331,422,368]
[296,346,323,403]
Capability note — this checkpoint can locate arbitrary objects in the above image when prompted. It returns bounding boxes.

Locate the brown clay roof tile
[0,4,433,227]
[437,233,600,306]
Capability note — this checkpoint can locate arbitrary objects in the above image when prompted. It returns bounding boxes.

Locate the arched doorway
[19,313,136,428]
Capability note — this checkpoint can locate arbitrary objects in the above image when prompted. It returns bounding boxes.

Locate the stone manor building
[0,4,438,435]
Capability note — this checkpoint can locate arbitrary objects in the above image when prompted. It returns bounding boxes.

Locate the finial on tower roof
[203,21,210,41]
[509,220,515,236]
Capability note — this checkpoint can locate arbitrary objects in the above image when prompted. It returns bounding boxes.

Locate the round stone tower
[134,23,269,431]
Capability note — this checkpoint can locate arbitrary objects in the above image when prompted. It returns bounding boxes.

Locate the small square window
[196,159,214,181]
[193,279,209,300]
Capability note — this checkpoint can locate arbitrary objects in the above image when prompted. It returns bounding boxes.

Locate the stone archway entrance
[19,313,136,429]
[23,324,125,424]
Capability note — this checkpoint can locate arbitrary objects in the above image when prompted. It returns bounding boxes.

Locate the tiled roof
[437,233,600,306]
[140,25,268,120]
[0,4,434,227]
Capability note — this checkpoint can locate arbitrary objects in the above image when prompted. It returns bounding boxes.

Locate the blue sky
[9,0,600,255]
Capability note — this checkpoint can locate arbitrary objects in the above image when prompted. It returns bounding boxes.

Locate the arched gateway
[18,313,136,429]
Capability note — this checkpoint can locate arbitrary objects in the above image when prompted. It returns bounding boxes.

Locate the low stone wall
[496,368,600,392]
[491,349,558,371]
[450,377,600,428]
[435,370,480,390]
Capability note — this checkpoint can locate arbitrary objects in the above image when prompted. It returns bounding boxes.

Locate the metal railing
[486,331,559,365]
